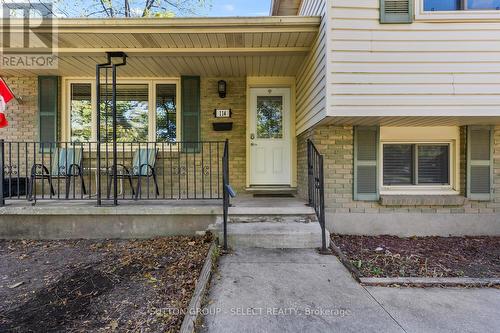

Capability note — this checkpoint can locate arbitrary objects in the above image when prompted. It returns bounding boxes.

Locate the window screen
[70,83,92,142]
[383,144,450,186]
[156,84,177,142]
[383,145,414,185]
[418,145,449,184]
[99,84,149,142]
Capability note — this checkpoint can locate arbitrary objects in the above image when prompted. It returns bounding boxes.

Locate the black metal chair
[29,147,86,200]
[107,148,159,199]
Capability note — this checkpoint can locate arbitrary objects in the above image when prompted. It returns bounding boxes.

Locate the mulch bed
[0,235,213,333]
[331,235,500,279]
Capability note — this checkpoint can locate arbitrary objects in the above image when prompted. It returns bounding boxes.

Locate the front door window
[256,96,283,139]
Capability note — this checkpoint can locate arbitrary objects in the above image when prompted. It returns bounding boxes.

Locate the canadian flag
[0,78,14,128]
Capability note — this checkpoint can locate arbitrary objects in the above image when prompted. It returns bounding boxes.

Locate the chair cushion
[51,148,83,176]
[132,148,157,176]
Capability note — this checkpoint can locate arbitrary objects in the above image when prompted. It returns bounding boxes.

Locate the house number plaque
[214,109,232,118]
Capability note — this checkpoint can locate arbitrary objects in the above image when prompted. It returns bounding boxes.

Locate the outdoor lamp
[218,80,227,98]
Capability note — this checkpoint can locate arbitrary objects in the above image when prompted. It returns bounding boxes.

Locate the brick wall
[297,124,500,215]
[0,77,38,142]
[200,77,247,192]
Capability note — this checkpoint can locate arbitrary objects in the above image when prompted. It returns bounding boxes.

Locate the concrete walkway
[201,249,500,333]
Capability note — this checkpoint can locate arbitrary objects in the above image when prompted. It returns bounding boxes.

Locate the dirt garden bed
[0,235,213,332]
[331,235,500,279]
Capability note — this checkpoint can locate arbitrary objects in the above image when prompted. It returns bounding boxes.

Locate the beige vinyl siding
[329,0,500,118]
[295,0,328,134]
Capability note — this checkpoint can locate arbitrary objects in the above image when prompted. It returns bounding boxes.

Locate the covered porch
[1,16,320,206]
[0,17,327,246]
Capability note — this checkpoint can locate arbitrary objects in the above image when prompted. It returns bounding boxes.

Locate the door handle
[250,133,255,140]
[251,142,257,146]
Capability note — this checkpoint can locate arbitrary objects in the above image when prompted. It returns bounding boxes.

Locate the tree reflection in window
[99,84,149,142]
[256,96,283,139]
[70,83,92,142]
[156,84,177,142]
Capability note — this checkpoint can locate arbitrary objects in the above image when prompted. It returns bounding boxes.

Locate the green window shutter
[181,76,201,152]
[38,76,59,143]
[467,126,493,201]
[354,126,379,201]
[380,0,414,24]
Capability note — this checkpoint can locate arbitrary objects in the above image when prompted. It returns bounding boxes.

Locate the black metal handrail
[0,140,226,205]
[307,139,328,253]
[222,139,230,250]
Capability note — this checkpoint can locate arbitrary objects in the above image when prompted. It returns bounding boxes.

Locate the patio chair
[29,147,87,200]
[107,148,159,199]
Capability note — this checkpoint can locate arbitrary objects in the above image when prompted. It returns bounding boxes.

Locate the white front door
[249,88,291,186]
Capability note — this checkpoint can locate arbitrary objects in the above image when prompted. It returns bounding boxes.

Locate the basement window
[381,143,455,194]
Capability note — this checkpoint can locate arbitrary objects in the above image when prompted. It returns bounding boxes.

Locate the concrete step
[245,186,297,196]
[229,214,316,224]
[219,221,329,249]
[229,204,315,216]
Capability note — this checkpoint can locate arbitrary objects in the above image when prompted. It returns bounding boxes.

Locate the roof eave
[4,16,318,31]
[270,0,303,16]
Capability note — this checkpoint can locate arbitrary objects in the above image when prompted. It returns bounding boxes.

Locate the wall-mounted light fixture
[218,80,227,98]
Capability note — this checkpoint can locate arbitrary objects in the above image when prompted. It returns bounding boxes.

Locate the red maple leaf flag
[0,78,14,128]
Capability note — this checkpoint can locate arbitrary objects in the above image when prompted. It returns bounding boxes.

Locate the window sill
[379,195,467,207]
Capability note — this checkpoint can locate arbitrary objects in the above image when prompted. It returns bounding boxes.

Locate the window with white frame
[383,144,450,186]
[99,83,149,142]
[424,0,500,11]
[155,84,177,142]
[70,83,92,142]
[68,80,179,143]
[379,127,460,194]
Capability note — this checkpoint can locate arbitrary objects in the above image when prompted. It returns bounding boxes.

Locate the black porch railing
[0,140,227,204]
[222,139,230,250]
[307,139,328,253]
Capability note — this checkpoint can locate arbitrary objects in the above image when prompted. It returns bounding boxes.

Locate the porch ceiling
[1,17,320,77]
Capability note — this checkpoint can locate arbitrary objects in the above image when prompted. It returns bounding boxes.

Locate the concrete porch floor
[0,195,314,240]
[0,194,311,214]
